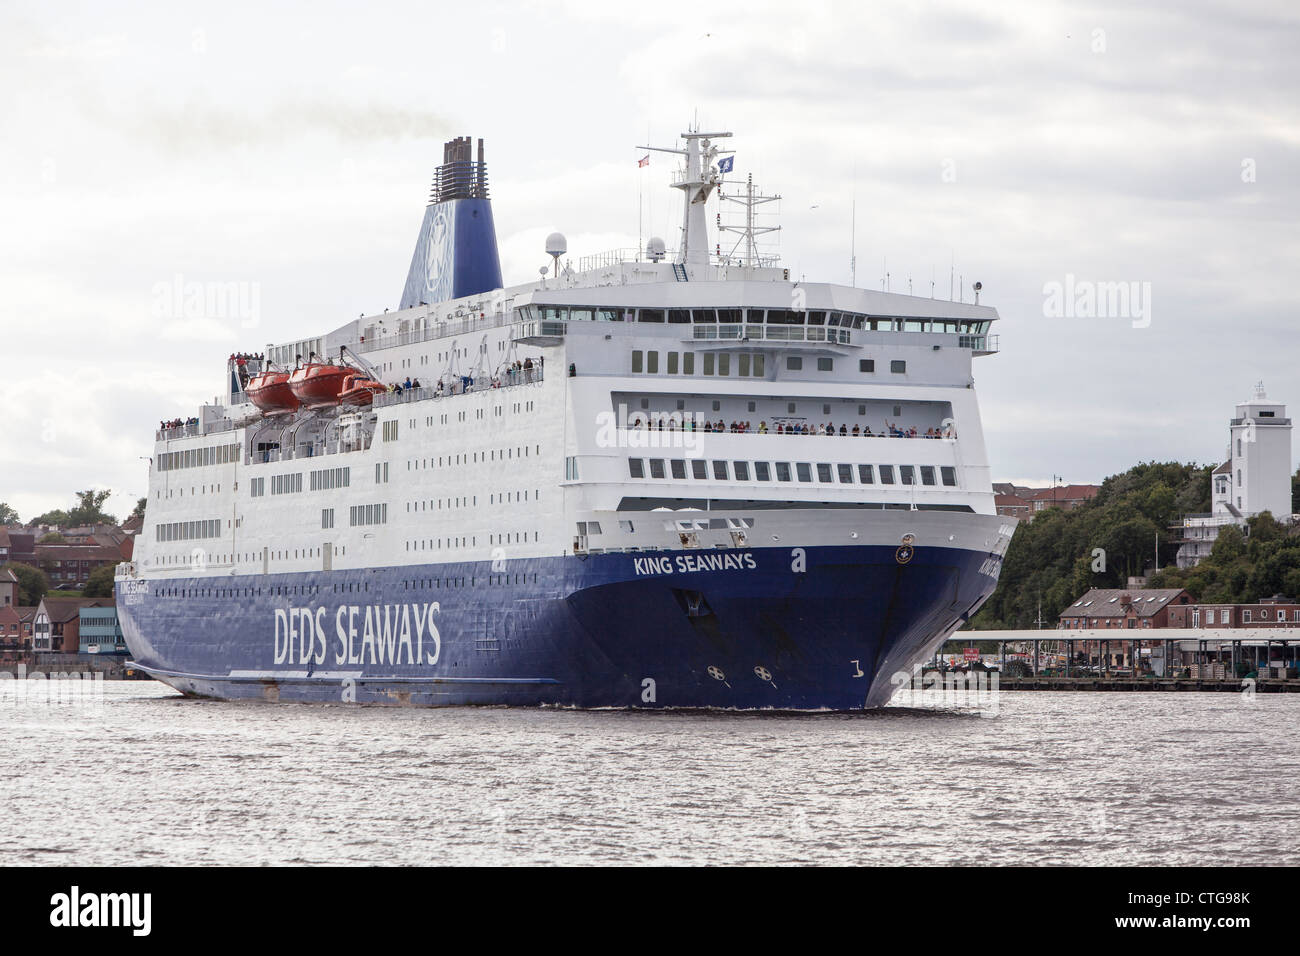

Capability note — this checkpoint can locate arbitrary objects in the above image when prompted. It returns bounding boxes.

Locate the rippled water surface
[2,682,1297,865]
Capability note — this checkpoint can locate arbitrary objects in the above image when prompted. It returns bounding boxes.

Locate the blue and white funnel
[399,136,503,308]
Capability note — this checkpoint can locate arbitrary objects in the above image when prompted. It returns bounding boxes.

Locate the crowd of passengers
[385,357,541,397]
[160,416,199,431]
[629,417,951,438]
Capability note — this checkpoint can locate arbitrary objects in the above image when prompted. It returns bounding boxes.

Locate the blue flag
[718,155,734,174]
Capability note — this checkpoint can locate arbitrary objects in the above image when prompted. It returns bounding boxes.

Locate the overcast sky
[2,0,1298,521]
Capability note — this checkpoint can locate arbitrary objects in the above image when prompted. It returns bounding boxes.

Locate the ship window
[775,462,792,482]
[649,459,665,479]
[858,465,875,484]
[646,351,659,373]
[920,466,936,486]
[718,353,730,376]
[807,311,826,326]
[891,360,907,374]
[817,463,833,483]
[747,401,756,412]
[712,460,729,480]
[753,353,765,376]
[823,404,831,415]
[683,352,695,374]
[755,461,771,481]
[570,308,594,322]
[796,463,812,482]
[941,466,957,486]
[597,308,623,322]
[787,357,803,370]
[639,309,664,323]
[703,354,715,375]
[691,459,708,479]
[540,306,567,321]
[746,308,765,324]
[817,358,833,371]
[628,458,645,479]
[670,459,687,479]
[838,464,854,483]
[712,400,721,411]
[632,351,644,373]
[693,309,716,323]
[717,308,742,323]
[860,359,875,373]
[667,352,679,374]
[733,461,750,481]
[668,309,692,324]
[738,354,751,376]
[788,403,796,413]
[879,465,896,484]
[900,466,915,485]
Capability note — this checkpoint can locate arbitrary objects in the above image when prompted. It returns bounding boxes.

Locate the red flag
[637,154,649,167]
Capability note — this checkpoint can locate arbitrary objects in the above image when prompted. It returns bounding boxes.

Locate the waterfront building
[78,604,127,655]
[1057,588,1192,629]
[32,597,113,654]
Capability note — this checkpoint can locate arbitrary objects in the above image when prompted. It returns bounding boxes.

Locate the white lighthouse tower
[1228,383,1292,518]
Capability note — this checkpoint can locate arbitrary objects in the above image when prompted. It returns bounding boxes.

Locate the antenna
[637,127,733,274]
[716,173,780,268]
[850,195,856,288]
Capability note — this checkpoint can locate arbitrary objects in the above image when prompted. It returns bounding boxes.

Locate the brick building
[1058,588,1193,629]
[35,542,123,590]
[1166,595,1300,628]
[1029,484,1100,514]
[995,493,1032,520]
[32,597,113,654]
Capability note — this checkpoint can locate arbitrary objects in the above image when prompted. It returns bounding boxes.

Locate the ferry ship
[116,127,1015,709]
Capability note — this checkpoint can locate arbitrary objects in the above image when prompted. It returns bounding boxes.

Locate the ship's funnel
[400,136,504,308]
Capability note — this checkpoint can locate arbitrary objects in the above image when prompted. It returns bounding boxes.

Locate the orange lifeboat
[339,373,387,407]
[288,363,351,408]
[246,370,301,415]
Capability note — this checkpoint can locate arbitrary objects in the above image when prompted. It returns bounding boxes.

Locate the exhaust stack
[399,136,504,308]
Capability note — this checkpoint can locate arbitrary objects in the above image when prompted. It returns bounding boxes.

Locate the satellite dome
[646,236,667,262]
[545,232,567,257]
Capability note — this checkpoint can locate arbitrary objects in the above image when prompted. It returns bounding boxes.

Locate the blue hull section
[117,544,999,710]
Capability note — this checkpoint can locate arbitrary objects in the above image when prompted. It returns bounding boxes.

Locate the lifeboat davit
[288,363,351,408]
[339,373,387,407]
[246,371,301,415]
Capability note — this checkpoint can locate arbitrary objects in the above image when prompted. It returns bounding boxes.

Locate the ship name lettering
[274,602,441,666]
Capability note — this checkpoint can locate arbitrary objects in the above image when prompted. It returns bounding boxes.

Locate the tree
[0,502,19,525]
[3,561,49,606]
[82,563,119,598]
[38,532,66,544]
[131,497,147,520]
[68,489,117,527]
[29,509,70,528]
